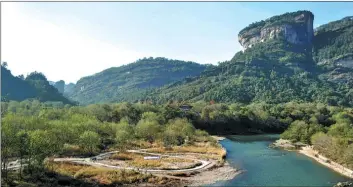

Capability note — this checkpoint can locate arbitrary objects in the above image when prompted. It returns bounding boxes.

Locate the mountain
[143,11,352,106]
[64,83,75,95]
[1,64,75,104]
[50,80,76,95]
[313,16,353,83]
[5,11,351,107]
[53,80,65,94]
[238,10,314,50]
[68,57,210,104]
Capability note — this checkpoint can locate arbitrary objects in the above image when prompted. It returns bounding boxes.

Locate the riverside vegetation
[2,99,352,186]
[1,100,227,186]
[1,10,353,187]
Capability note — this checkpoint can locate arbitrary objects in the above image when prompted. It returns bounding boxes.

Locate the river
[211,134,351,187]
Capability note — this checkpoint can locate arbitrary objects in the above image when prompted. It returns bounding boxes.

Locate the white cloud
[2,3,149,83]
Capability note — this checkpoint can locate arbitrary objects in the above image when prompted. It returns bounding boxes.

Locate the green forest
[69,57,211,104]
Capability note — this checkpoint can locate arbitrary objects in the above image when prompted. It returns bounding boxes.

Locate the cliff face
[238,11,314,49]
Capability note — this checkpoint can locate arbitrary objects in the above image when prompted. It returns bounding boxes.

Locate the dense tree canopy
[1,65,75,105]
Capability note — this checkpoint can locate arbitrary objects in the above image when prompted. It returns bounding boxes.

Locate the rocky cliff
[238,11,314,49]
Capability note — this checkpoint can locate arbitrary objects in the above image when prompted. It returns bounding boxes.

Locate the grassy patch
[47,162,87,176]
[74,167,150,185]
[129,160,163,168]
[147,144,226,160]
[46,162,151,185]
[109,152,142,161]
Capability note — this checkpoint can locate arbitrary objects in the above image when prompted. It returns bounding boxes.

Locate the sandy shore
[187,162,242,186]
[299,146,353,179]
[211,136,226,141]
[270,139,296,150]
[182,161,242,186]
[272,139,353,179]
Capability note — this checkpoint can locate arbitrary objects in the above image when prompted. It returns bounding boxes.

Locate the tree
[16,130,30,178]
[135,119,160,143]
[28,130,58,170]
[163,118,195,146]
[114,119,135,146]
[311,132,332,154]
[78,131,100,155]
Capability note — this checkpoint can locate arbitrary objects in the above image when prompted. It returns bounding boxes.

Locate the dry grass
[47,161,87,176]
[74,167,150,185]
[129,159,163,168]
[147,176,182,186]
[46,161,151,185]
[60,144,86,156]
[146,144,226,160]
[163,157,194,163]
[109,152,196,169]
[110,152,143,161]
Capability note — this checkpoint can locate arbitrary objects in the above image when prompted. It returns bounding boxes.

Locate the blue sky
[2,2,353,83]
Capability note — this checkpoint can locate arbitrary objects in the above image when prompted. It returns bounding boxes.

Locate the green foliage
[114,119,135,145]
[280,120,324,144]
[281,102,353,168]
[69,57,209,104]
[239,10,313,36]
[1,65,75,105]
[163,118,195,146]
[78,131,100,155]
[135,119,161,143]
[313,16,353,65]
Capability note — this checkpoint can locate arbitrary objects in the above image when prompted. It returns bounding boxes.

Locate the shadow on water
[210,134,351,187]
[226,134,280,143]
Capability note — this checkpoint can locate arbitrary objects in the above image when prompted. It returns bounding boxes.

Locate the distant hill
[64,83,75,96]
[49,80,76,96]
[1,64,75,105]
[68,57,210,104]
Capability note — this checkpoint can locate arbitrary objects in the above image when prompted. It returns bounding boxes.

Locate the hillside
[313,16,353,83]
[145,11,352,106]
[50,80,76,96]
[68,57,210,104]
[1,64,75,105]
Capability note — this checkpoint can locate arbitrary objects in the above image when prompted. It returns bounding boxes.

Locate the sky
[2,2,353,83]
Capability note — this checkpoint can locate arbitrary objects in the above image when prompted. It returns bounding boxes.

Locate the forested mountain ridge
[68,57,210,104]
[1,64,75,105]
[313,16,353,84]
[143,11,353,106]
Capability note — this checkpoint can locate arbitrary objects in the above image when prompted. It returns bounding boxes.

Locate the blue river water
[211,134,351,187]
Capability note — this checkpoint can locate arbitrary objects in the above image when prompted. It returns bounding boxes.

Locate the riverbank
[185,162,242,186]
[211,136,226,141]
[299,146,353,179]
[272,139,353,179]
[49,139,239,187]
[177,135,241,186]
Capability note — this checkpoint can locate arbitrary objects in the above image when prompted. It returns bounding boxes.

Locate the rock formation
[238,11,314,49]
